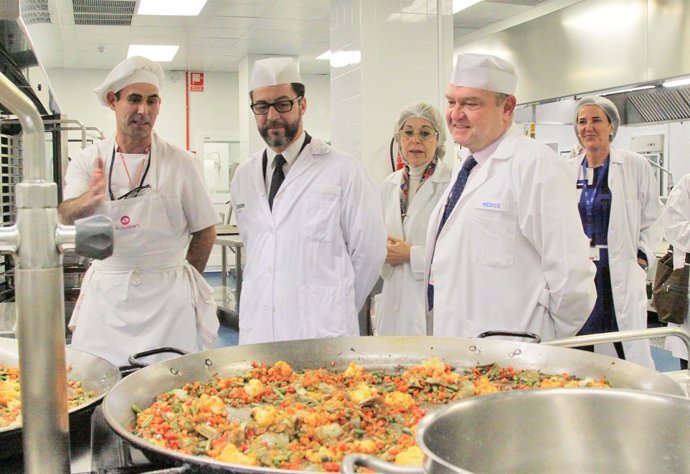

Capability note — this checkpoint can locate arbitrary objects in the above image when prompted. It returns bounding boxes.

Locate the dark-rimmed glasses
[250,96,303,115]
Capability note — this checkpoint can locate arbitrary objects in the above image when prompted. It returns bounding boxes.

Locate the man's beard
[259,117,300,149]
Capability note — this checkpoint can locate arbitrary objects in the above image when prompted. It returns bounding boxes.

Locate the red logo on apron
[120,215,130,226]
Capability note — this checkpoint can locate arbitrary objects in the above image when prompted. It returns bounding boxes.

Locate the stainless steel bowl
[344,388,690,474]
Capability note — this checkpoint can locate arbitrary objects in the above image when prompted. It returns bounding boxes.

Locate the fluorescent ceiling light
[127,45,179,62]
[598,84,655,96]
[137,0,208,16]
[316,50,361,68]
[663,77,690,88]
[453,0,482,14]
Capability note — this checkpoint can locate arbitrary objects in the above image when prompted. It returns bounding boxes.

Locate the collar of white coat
[266,131,305,167]
[267,133,331,161]
[473,126,519,161]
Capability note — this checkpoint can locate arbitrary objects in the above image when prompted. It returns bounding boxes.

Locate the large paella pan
[102,335,684,473]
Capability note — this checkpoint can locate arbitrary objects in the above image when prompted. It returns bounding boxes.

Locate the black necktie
[428,156,477,311]
[268,154,286,210]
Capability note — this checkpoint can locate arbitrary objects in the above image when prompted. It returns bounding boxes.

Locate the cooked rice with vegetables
[133,357,609,471]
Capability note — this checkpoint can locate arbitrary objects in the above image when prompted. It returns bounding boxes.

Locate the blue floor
[206,271,239,347]
[204,271,685,372]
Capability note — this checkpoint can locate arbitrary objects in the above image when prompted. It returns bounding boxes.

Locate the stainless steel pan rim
[102,335,684,473]
[0,337,121,455]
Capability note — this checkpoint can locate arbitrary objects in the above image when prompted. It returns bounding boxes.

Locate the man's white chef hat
[94,56,164,106]
[450,53,517,95]
[249,57,303,91]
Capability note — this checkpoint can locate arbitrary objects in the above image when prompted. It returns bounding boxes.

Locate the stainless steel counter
[214,230,243,327]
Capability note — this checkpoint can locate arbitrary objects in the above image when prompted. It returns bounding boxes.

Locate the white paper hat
[250,57,302,91]
[450,53,517,95]
[94,56,164,106]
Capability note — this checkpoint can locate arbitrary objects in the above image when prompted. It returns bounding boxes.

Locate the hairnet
[574,95,620,143]
[94,56,164,107]
[394,102,447,160]
[450,53,517,95]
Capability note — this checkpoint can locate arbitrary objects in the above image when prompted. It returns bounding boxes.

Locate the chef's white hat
[250,57,302,91]
[94,56,164,106]
[450,53,517,95]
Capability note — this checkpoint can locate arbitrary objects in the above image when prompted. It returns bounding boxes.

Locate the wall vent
[20,0,51,25]
[72,0,135,26]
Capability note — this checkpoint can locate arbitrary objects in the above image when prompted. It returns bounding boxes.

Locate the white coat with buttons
[425,129,596,341]
[568,148,663,368]
[376,161,451,335]
[230,137,387,345]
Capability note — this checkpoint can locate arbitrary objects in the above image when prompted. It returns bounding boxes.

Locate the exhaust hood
[606,85,690,126]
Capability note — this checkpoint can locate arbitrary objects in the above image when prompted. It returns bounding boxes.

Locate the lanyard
[580,156,609,239]
[108,145,152,201]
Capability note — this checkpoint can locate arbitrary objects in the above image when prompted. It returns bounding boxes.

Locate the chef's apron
[69,150,218,366]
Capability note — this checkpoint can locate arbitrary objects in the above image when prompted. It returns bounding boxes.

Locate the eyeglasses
[117,184,151,200]
[399,129,438,142]
[250,96,303,115]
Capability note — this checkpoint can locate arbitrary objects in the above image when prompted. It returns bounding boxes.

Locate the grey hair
[574,95,620,143]
[394,102,447,160]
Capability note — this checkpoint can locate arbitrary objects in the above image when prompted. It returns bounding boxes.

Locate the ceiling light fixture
[316,50,361,68]
[453,0,483,14]
[137,0,208,16]
[662,77,690,88]
[127,45,179,62]
[598,84,655,96]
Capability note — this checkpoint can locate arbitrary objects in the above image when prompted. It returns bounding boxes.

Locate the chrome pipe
[0,66,47,182]
[0,57,70,473]
[546,326,690,380]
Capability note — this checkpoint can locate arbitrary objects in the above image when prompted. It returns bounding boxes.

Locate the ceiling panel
[21,0,558,73]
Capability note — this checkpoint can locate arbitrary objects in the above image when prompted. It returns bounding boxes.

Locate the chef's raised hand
[385,236,412,266]
[58,157,107,224]
[88,157,106,205]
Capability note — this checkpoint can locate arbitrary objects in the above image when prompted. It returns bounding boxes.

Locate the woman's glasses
[399,129,438,142]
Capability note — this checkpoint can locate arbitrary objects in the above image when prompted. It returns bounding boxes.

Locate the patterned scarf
[399,156,438,219]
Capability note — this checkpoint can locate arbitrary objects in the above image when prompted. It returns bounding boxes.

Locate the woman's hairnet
[574,95,620,143]
[394,102,447,160]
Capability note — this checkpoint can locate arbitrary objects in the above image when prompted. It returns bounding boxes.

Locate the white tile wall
[330,0,454,183]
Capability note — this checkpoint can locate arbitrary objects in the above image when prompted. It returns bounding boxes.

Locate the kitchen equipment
[0,338,121,459]
[102,335,684,472]
[343,387,690,474]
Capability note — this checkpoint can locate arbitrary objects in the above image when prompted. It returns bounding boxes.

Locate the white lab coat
[375,161,451,335]
[568,148,663,367]
[425,129,596,341]
[230,137,387,345]
[64,134,220,366]
[662,174,690,360]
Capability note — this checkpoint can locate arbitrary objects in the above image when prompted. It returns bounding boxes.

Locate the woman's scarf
[399,156,438,219]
